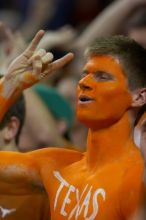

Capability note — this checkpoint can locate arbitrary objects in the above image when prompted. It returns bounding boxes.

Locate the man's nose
[79,80,92,90]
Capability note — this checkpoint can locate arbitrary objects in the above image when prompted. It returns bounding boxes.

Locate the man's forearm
[0,77,21,122]
[0,70,40,122]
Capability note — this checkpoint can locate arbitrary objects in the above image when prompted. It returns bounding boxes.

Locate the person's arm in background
[73,0,146,50]
[19,0,55,41]
[0,22,26,74]
[38,25,76,50]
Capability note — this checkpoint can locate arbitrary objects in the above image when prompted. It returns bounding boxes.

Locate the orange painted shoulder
[29,147,84,168]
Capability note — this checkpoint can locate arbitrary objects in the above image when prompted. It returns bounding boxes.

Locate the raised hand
[4,30,74,90]
[0,30,74,122]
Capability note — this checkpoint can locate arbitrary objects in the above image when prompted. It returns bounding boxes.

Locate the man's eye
[94,72,114,81]
[100,74,109,80]
[80,72,88,79]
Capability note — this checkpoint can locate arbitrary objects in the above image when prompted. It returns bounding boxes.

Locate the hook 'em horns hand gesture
[4,30,74,90]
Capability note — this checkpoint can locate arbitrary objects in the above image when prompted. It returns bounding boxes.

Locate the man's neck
[86,112,134,171]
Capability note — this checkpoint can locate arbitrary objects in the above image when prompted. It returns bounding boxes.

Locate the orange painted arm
[0,77,21,122]
[0,148,82,194]
[0,74,35,122]
[0,150,43,194]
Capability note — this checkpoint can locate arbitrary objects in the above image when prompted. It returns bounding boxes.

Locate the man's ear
[131,88,146,107]
[3,116,20,142]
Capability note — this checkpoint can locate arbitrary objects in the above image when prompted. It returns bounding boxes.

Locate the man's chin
[76,115,96,129]
[77,114,120,130]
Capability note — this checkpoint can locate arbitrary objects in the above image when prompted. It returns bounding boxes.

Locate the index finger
[23,30,45,57]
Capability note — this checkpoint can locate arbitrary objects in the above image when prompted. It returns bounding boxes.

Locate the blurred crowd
[0,0,146,219]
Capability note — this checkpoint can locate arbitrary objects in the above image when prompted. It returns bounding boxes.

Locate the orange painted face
[76,55,132,129]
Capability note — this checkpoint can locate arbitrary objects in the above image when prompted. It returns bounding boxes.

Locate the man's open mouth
[78,95,94,104]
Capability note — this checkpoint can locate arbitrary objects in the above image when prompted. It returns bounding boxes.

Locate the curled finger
[42,52,54,65]
[32,55,42,76]
[28,48,46,64]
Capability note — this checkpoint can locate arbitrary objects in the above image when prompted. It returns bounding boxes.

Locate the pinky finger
[50,52,74,72]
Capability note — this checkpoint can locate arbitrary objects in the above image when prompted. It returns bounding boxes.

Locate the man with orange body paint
[0,31,145,220]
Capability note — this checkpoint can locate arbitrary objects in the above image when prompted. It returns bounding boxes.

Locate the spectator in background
[19,85,76,152]
[0,0,54,39]
[0,94,25,151]
[33,84,74,142]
